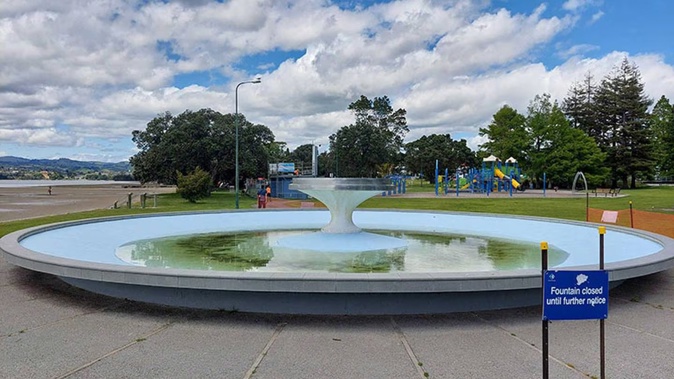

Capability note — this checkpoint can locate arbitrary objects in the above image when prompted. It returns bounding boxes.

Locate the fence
[112,192,158,209]
[588,207,674,238]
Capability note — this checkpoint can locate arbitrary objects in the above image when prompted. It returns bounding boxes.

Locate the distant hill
[0,156,130,172]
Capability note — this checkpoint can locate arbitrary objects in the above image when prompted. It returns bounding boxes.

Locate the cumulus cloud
[590,10,604,24]
[562,0,603,12]
[0,0,672,161]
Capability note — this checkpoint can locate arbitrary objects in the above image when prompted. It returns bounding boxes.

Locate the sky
[1,0,673,163]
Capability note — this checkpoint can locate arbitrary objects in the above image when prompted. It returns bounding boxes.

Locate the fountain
[278,178,408,252]
[2,178,674,315]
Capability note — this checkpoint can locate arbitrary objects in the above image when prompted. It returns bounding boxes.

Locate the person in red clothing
[257,187,267,208]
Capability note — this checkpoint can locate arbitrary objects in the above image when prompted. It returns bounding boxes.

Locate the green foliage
[266,141,290,165]
[329,95,408,177]
[563,73,599,139]
[478,105,529,161]
[289,144,315,167]
[571,58,654,188]
[130,109,275,188]
[177,167,213,203]
[650,96,674,179]
[405,134,477,183]
[525,94,607,188]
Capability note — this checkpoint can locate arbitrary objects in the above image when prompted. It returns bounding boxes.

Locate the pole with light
[234,78,261,209]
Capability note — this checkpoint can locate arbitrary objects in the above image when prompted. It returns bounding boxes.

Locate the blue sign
[543,270,609,321]
[278,162,295,173]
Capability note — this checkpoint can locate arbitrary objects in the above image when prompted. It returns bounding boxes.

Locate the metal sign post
[599,226,606,379]
[541,227,609,378]
[541,242,549,379]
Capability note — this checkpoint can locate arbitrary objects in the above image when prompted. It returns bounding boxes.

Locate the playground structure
[437,155,525,196]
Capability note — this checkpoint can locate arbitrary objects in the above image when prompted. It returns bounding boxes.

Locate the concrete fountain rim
[2,209,674,294]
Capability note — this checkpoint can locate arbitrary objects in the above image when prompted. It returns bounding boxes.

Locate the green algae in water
[119,233,273,271]
[116,230,568,273]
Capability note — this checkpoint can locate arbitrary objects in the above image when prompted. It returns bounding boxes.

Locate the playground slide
[460,183,471,190]
[494,168,521,189]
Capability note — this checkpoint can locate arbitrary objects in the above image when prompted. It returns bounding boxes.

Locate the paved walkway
[1,186,673,378]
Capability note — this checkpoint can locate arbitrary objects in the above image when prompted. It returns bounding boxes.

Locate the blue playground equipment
[437,156,526,197]
[381,175,408,196]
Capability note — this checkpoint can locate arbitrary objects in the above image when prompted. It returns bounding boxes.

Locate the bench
[593,188,611,197]
[592,188,621,197]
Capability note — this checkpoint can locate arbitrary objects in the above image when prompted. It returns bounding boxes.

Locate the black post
[586,192,589,222]
[599,227,606,379]
[629,201,634,228]
[541,241,549,379]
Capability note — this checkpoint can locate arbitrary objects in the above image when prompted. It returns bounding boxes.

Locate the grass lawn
[1,186,672,238]
[363,186,674,220]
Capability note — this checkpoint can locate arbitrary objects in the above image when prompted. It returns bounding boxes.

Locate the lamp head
[252,77,262,83]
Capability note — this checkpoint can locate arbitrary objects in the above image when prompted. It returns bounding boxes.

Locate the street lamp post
[234,78,261,209]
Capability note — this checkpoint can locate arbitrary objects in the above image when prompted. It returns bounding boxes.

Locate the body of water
[0,179,140,188]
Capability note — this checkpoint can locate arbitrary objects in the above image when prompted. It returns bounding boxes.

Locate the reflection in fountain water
[116,230,569,273]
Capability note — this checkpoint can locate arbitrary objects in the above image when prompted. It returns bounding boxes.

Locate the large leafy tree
[329,95,408,177]
[289,144,316,172]
[525,94,555,186]
[650,96,674,179]
[131,109,228,185]
[130,108,274,187]
[239,122,275,181]
[405,134,476,183]
[528,96,607,188]
[478,105,529,162]
[266,141,290,166]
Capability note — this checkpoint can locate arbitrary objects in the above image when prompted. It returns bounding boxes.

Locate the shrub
[176,167,212,203]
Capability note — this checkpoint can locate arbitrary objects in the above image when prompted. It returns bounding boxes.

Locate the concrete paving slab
[609,297,674,340]
[602,324,674,378]
[611,270,674,309]
[252,316,419,379]
[0,270,122,336]
[542,318,674,379]
[68,313,281,379]
[394,313,586,379]
[1,306,172,378]
[0,258,26,286]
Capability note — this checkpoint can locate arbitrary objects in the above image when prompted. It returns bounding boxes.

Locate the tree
[238,122,275,182]
[524,94,607,188]
[563,73,600,138]
[329,95,408,177]
[478,105,529,162]
[650,96,674,179]
[265,141,290,166]
[594,58,653,188]
[405,134,477,183]
[130,109,275,187]
[525,94,555,187]
[289,144,316,172]
[536,104,607,188]
[177,167,212,203]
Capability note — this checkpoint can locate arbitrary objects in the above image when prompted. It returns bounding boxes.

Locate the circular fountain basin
[2,210,674,315]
